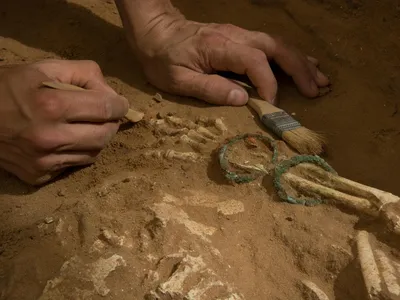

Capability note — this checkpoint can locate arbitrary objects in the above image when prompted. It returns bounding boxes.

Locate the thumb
[173,70,249,106]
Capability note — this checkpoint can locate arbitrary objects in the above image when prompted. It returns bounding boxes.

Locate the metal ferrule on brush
[261,111,301,137]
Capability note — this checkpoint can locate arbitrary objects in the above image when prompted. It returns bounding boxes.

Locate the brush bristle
[282,127,326,155]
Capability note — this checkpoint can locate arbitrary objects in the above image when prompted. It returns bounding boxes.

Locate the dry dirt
[1,0,400,299]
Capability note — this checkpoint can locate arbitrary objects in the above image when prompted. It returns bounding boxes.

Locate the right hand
[0,59,129,185]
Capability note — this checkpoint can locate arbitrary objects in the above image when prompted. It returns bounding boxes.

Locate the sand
[1,0,400,299]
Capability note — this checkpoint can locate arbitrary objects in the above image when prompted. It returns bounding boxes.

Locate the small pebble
[285,216,294,222]
[152,93,163,103]
[44,216,54,224]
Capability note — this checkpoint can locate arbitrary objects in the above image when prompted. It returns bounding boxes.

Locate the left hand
[129,13,330,106]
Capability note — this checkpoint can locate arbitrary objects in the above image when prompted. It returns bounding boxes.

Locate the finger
[171,67,249,106]
[305,58,330,87]
[55,122,119,152]
[0,158,61,186]
[39,88,129,122]
[214,27,328,97]
[32,122,119,152]
[254,36,320,97]
[36,151,99,173]
[261,38,321,97]
[203,37,277,103]
[33,59,116,93]
[312,67,330,87]
[0,151,97,185]
[33,151,98,185]
[0,158,30,183]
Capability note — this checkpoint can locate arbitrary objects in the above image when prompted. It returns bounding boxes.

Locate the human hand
[0,59,128,185]
[129,14,330,106]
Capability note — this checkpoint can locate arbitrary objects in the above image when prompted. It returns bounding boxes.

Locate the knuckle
[273,35,285,45]
[167,69,188,93]
[271,35,286,51]
[92,124,117,150]
[198,28,225,44]
[251,49,267,62]
[104,123,118,142]
[84,60,102,75]
[34,156,69,174]
[214,23,238,33]
[34,156,53,173]
[253,31,269,41]
[98,99,113,120]
[121,98,129,114]
[35,91,63,119]
[27,129,60,152]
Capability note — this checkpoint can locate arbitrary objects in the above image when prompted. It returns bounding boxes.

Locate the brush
[231,79,327,155]
[41,81,144,123]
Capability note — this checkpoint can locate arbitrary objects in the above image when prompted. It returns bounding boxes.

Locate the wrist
[115,0,184,56]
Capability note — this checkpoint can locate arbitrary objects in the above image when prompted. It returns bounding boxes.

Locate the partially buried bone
[301,280,330,300]
[147,116,227,164]
[282,164,400,236]
[180,134,207,152]
[165,116,197,129]
[145,150,200,162]
[356,230,400,300]
[297,163,400,208]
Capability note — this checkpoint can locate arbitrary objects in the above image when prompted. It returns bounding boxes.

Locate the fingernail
[117,95,130,112]
[316,70,329,84]
[227,89,248,106]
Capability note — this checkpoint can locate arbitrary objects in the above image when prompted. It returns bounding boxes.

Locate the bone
[297,164,400,209]
[166,116,197,129]
[196,126,218,140]
[282,173,375,214]
[187,129,208,143]
[100,228,125,247]
[180,135,206,152]
[374,250,400,297]
[356,231,383,299]
[295,164,400,235]
[214,118,228,134]
[159,126,189,136]
[145,150,200,162]
[356,230,400,300]
[149,119,189,136]
[380,203,400,236]
[231,162,268,174]
[149,119,165,126]
[301,280,330,300]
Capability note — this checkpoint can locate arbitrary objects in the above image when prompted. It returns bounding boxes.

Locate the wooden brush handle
[41,81,144,123]
[226,77,284,117]
[247,97,282,118]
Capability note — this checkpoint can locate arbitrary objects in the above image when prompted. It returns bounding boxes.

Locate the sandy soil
[1,0,400,299]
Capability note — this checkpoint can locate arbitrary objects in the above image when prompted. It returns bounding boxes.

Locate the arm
[114,0,182,54]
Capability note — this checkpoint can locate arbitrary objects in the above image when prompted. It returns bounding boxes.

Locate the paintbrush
[41,81,144,123]
[231,79,326,155]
